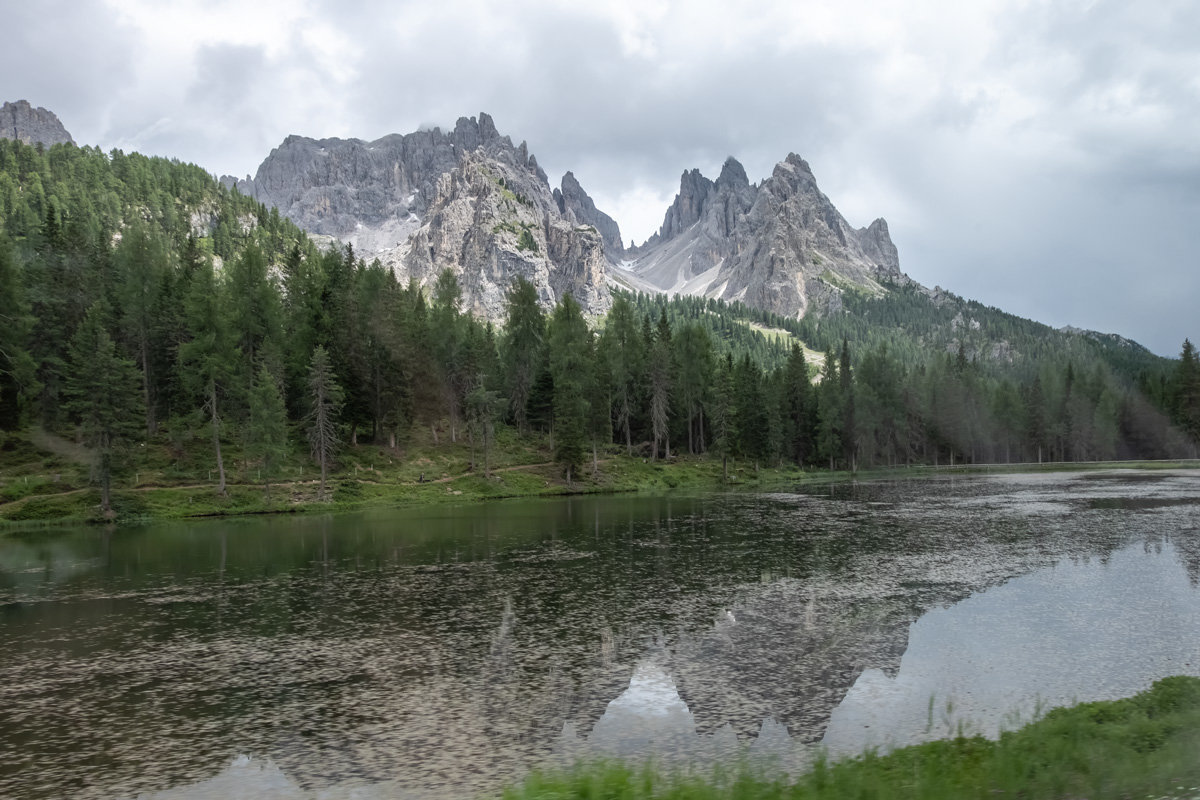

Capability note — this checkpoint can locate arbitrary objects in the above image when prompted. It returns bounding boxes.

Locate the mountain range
[0,101,1157,368]
[221,112,904,325]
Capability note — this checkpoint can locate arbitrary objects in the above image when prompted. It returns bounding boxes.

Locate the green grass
[504,676,1200,800]
[2,423,1197,528]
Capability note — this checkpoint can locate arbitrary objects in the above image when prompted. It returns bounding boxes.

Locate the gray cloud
[2,0,1197,355]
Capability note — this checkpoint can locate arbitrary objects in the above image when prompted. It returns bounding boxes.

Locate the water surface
[1,470,1198,798]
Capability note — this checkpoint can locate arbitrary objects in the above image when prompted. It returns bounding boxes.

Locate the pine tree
[675,323,713,455]
[115,222,168,436]
[816,350,841,470]
[65,302,144,514]
[600,293,642,455]
[306,345,343,500]
[179,260,238,496]
[782,344,813,465]
[502,277,544,433]
[0,235,38,429]
[465,379,504,477]
[839,338,857,470]
[710,353,736,481]
[1172,339,1200,453]
[247,364,289,500]
[649,308,673,459]
[548,295,590,484]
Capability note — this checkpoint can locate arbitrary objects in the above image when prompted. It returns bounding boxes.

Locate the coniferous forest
[2,138,1199,517]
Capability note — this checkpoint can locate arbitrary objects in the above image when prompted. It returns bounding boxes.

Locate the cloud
[1,0,1197,354]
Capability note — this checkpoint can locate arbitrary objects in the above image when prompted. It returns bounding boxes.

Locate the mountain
[230,113,614,318]
[0,100,74,148]
[613,154,903,319]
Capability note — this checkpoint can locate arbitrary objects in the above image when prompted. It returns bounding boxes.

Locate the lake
[1,470,1198,799]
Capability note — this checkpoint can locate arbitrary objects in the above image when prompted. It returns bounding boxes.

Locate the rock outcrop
[1,100,74,147]
[554,171,624,260]
[234,114,614,318]
[618,154,904,318]
[404,149,610,319]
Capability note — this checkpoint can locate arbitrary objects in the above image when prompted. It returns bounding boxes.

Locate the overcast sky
[4,0,1198,356]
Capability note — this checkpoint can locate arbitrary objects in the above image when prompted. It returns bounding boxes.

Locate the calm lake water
[1,470,1199,799]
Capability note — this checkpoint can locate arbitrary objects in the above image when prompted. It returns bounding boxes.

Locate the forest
[1,138,1199,513]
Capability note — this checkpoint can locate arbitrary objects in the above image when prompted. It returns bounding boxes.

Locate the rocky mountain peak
[236,113,614,320]
[554,171,624,260]
[655,168,716,242]
[1,100,74,147]
[715,156,749,189]
[615,152,904,319]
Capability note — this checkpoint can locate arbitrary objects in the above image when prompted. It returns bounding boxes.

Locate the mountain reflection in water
[2,471,1199,800]
[133,536,1200,799]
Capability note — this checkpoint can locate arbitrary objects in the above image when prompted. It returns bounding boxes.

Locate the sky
[3,0,1198,356]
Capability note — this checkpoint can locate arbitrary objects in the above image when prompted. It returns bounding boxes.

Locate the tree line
[1,138,1198,511]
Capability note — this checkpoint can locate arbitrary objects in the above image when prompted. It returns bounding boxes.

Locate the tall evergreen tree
[710,353,736,481]
[306,345,344,500]
[547,295,590,484]
[246,364,289,500]
[65,302,144,514]
[839,338,857,470]
[675,323,713,455]
[1174,339,1200,452]
[179,260,238,495]
[502,277,545,433]
[649,308,673,459]
[782,344,814,465]
[599,293,642,455]
[0,235,37,429]
[816,350,841,470]
[115,222,168,435]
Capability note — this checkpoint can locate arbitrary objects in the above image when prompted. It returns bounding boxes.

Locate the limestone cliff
[1,100,74,147]
[233,114,613,317]
[618,154,904,318]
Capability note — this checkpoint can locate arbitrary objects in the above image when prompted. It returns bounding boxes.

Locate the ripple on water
[0,470,1198,799]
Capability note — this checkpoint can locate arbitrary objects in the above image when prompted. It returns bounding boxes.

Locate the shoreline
[3,444,1198,529]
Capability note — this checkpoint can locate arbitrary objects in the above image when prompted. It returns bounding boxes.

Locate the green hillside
[1,138,1198,522]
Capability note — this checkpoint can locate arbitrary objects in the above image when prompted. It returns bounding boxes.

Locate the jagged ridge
[617,154,903,319]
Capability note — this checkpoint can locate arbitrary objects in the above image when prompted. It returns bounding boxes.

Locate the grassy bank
[0,425,816,526]
[506,676,1200,800]
[2,424,1197,527]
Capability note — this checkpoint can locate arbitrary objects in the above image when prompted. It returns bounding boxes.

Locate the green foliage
[505,676,1200,800]
[517,226,538,252]
[246,364,288,498]
[548,294,591,482]
[65,301,145,512]
[0,133,1195,510]
[306,344,344,499]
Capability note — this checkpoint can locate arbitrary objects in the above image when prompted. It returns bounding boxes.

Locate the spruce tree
[247,364,289,500]
[0,235,37,429]
[501,277,544,433]
[649,309,673,459]
[306,345,343,500]
[547,295,590,484]
[65,302,144,514]
[179,260,238,496]
[1174,339,1200,451]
